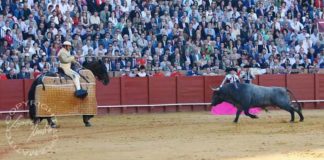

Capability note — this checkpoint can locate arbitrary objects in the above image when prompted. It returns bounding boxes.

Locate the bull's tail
[286,89,302,112]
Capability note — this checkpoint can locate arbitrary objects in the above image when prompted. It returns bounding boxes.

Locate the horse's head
[83,60,109,85]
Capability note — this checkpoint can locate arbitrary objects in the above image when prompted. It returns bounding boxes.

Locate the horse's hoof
[50,124,58,128]
[84,122,92,127]
[33,119,41,125]
[49,122,59,128]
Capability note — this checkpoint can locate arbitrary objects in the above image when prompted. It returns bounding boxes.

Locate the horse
[27,60,109,128]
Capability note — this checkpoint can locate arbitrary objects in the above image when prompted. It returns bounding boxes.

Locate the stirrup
[75,89,88,99]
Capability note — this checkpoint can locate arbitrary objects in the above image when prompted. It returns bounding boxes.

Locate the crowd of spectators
[1,0,324,79]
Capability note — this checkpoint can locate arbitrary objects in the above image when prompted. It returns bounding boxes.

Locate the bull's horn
[211,87,220,91]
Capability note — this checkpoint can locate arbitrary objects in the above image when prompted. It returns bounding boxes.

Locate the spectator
[203,68,217,76]
[6,69,18,79]
[240,65,255,84]
[0,0,323,78]
[0,69,7,80]
[17,66,31,79]
[219,67,240,88]
[170,67,183,77]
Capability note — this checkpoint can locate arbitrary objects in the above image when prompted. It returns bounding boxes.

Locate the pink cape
[211,102,261,115]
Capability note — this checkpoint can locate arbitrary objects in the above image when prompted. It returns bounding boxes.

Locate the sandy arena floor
[0,110,324,160]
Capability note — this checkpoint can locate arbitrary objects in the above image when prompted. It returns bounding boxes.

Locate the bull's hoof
[249,115,258,119]
[300,119,304,122]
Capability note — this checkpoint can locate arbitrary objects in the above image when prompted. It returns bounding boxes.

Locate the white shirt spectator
[279,7,287,18]
[274,21,281,30]
[90,15,100,25]
[120,4,129,13]
[249,13,257,21]
[67,3,74,13]
[48,27,58,36]
[311,33,319,43]
[27,0,34,8]
[23,39,35,47]
[141,9,147,18]
[182,0,194,6]
[137,37,148,49]
[290,20,304,33]
[232,10,240,19]
[94,47,107,56]
[168,20,174,29]
[82,44,94,56]
[48,15,60,25]
[302,35,313,53]
[28,47,36,55]
[1,25,10,38]
[59,2,69,14]
[288,57,296,65]
[47,1,57,11]
[109,16,118,26]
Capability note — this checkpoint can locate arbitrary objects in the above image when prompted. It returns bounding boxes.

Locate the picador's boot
[75,89,88,99]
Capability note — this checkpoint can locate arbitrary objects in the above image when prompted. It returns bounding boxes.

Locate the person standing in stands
[219,67,240,88]
[240,65,255,84]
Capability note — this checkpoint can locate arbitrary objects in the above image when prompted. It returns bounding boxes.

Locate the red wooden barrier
[23,80,34,102]
[258,74,286,87]
[286,74,315,100]
[1,74,324,116]
[177,76,205,112]
[177,76,205,103]
[148,77,177,113]
[149,77,177,104]
[315,74,324,109]
[121,77,149,113]
[287,74,315,109]
[96,78,121,106]
[252,75,259,85]
[96,78,121,114]
[0,80,24,111]
[121,77,149,105]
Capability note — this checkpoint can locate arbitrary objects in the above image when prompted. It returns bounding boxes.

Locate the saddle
[41,67,92,86]
[34,69,98,117]
[56,67,89,98]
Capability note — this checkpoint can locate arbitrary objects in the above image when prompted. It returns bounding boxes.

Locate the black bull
[211,83,304,123]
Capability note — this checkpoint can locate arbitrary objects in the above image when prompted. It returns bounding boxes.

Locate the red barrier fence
[1,74,324,116]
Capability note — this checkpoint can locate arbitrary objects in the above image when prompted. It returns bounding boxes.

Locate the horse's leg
[29,103,41,124]
[83,115,94,127]
[44,117,57,128]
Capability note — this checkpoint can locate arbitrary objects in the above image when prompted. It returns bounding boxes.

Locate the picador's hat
[63,41,72,46]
